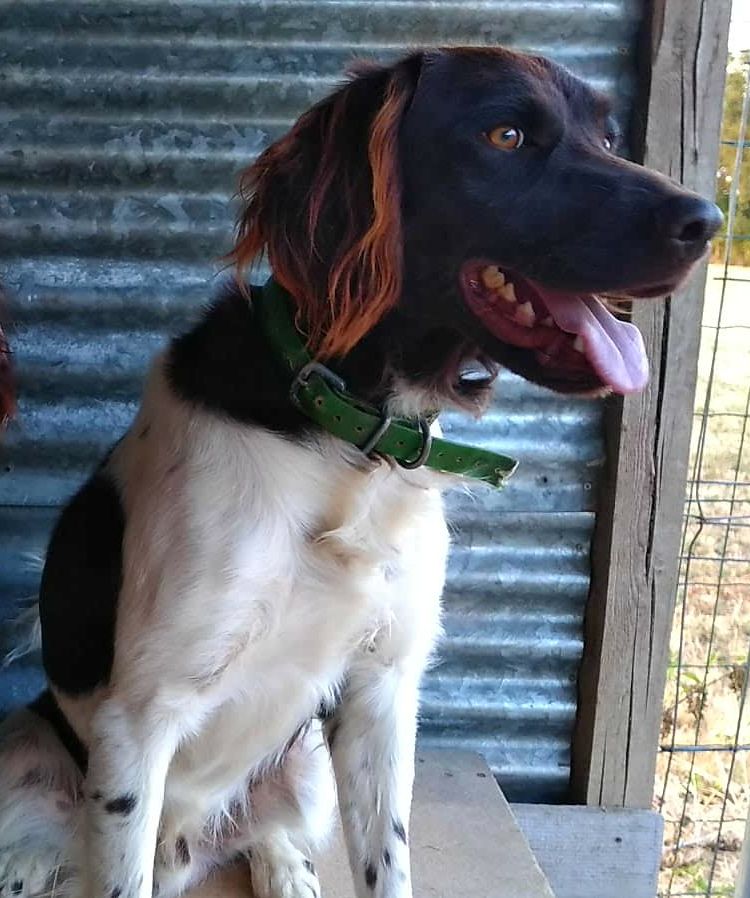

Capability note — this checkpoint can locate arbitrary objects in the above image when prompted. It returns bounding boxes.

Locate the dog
[0,46,721,898]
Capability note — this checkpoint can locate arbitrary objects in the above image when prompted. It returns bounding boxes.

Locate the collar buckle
[398,417,433,470]
[360,411,393,457]
[260,278,518,488]
[289,361,347,409]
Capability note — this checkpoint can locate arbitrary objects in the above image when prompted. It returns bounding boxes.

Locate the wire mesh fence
[655,35,750,898]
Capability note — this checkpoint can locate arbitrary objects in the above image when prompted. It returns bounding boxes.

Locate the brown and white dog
[0,47,721,898]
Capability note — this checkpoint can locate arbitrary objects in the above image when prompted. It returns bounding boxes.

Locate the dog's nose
[655,195,724,260]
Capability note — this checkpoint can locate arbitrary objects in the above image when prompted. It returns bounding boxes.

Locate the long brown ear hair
[228,55,422,359]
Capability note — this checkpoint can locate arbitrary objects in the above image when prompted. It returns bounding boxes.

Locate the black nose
[655,195,724,259]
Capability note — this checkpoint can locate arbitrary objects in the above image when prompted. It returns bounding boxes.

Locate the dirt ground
[656,264,750,897]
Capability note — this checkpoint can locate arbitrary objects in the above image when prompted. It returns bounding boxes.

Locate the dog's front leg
[327,662,420,898]
[83,697,180,898]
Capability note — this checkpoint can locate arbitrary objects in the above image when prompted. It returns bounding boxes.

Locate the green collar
[256,278,518,488]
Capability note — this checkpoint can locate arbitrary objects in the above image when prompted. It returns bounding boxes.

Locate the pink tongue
[536,288,649,394]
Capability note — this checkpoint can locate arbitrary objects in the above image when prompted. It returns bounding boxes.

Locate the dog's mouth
[461,261,653,395]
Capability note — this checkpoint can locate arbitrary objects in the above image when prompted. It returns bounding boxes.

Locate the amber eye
[487,125,525,151]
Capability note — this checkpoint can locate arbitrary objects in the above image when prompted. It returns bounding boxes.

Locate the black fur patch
[167,285,310,434]
[393,818,407,844]
[303,859,315,875]
[105,793,137,815]
[365,864,377,889]
[29,690,88,772]
[383,849,392,869]
[111,887,121,898]
[10,882,23,895]
[39,466,125,695]
[175,836,191,866]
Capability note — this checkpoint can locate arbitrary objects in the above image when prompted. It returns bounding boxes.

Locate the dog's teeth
[541,316,554,327]
[573,335,585,353]
[499,282,517,303]
[481,265,505,290]
[514,301,536,327]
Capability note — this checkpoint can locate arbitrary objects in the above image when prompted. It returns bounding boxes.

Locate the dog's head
[231,47,722,409]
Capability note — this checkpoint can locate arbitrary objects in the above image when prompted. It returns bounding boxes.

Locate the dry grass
[656,264,750,897]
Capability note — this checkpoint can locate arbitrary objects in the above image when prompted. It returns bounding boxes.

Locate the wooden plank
[570,0,733,807]
[318,750,555,898]
[186,751,556,898]
[184,804,663,898]
[512,805,663,898]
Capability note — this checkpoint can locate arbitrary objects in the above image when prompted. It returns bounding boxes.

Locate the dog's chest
[208,440,447,692]
[153,427,449,814]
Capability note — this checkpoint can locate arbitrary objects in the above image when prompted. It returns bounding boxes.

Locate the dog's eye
[487,126,525,151]
[603,136,614,151]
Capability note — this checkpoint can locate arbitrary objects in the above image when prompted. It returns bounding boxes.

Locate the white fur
[0,353,450,898]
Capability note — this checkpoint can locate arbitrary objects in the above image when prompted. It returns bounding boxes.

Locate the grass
[655,263,750,897]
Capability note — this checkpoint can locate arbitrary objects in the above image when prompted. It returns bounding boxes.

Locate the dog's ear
[229,54,423,359]
[0,318,15,430]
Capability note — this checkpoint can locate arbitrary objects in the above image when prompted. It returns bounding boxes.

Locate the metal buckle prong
[289,362,347,408]
[398,417,433,470]
[360,412,393,457]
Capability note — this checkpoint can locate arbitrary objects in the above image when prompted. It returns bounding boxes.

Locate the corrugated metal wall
[0,0,645,802]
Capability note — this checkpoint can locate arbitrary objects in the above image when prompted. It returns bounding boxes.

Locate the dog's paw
[0,845,65,897]
[248,840,320,898]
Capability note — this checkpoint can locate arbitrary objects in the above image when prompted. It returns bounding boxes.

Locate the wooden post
[570,0,733,808]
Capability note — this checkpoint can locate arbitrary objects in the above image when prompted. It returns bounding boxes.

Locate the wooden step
[186,750,556,898]
[318,750,556,898]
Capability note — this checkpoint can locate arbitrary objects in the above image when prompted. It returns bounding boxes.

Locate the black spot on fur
[105,793,137,815]
[303,859,315,875]
[365,864,377,889]
[326,720,340,750]
[383,849,392,869]
[111,888,121,898]
[39,465,125,695]
[393,818,407,844]
[11,882,23,896]
[18,767,45,787]
[316,696,337,721]
[175,835,191,866]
